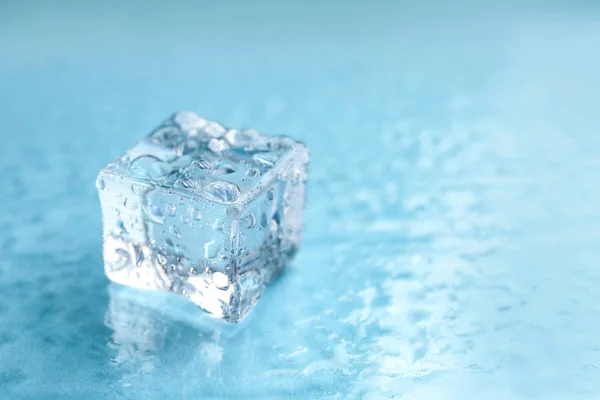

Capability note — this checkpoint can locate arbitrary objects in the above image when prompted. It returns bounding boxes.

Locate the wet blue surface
[2,2,600,399]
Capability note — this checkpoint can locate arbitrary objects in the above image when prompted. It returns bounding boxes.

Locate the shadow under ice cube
[96,112,308,322]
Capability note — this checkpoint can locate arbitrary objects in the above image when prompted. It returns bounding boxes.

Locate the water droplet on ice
[191,207,203,220]
[245,213,256,229]
[203,181,240,202]
[252,152,279,168]
[204,240,221,259]
[167,203,177,216]
[174,178,194,189]
[245,168,261,177]
[96,178,105,190]
[124,198,139,210]
[131,184,147,195]
[129,155,172,179]
[191,159,211,169]
[150,126,184,148]
[143,204,165,224]
[226,206,241,219]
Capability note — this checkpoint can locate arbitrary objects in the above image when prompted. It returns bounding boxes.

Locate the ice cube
[96,112,309,322]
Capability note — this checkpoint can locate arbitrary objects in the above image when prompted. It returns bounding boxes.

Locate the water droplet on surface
[245,213,256,229]
[260,212,268,228]
[179,197,185,205]
[165,238,174,247]
[131,184,147,195]
[252,152,279,168]
[143,204,165,224]
[208,138,229,153]
[212,218,225,231]
[212,272,229,289]
[150,126,184,148]
[226,206,241,219]
[167,203,177,216]
[245,168,261,177]
[191,207,202,220]
[174,178,194,189]
[267,188,275,200]
[123,198,139,210]
[114,248,131,269]
[203,181,241,202]
[129,156,172,180]
[191,159,211,169]
[169,225,182,239]
[96,179,105,190]
[204,240,221,259]
[116,220,128,234]
[213,163,237,175]
[180,215,189,224]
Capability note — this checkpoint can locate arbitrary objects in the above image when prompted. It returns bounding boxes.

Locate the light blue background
[1,1,600,398]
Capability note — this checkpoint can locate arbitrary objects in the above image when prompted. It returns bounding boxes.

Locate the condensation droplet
[180,215,190,224]
[170,225,182,239]
[204,240,221,259]
[212,218,225,231]
[245,168,261,177]
[114,248,131,269]
[203,181,241,202]
[124,198,139,210]
[191,207,203,220]
[227,206,241,219]
[260,212,268,228]
[191,159,211,169]
[267,188,275,200]
[167,203,177,216]
[174,178,194,189]
[96,179,105,190]
[143,204,165,224]
[213,163,237,175]
[165,238,174,247]
[246,213,256,229]
[179,197,185,205]
[150,126,184,148]
[116,220,127,234]
[252,152,279,168]
[129,155,172,180]
[131,184,147,195]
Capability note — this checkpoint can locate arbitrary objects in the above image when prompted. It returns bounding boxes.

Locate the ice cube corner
[96,112,308,322]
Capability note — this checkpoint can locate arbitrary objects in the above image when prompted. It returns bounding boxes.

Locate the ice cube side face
[96,112,308,322]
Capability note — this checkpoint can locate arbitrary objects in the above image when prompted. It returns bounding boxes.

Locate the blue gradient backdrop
[1,1,600,399]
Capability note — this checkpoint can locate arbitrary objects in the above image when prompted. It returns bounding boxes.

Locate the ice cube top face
[96,112,308,322]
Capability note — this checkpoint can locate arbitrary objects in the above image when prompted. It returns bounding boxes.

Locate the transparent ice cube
[96,112,308,322]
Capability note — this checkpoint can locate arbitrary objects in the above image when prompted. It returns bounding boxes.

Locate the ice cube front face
[96,112,308,322]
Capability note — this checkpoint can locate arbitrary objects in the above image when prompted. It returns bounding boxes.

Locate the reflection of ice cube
[104,285,244,383]
[104,285,170,379]
[97,111,309,321]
